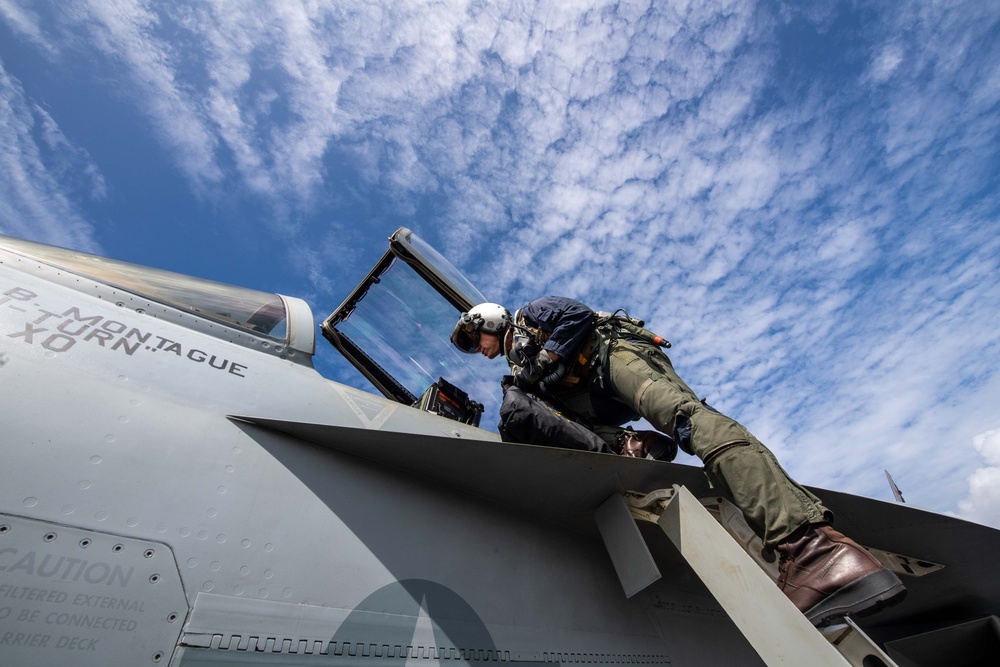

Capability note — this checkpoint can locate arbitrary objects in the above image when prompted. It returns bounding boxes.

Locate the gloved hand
[511,349,555,390]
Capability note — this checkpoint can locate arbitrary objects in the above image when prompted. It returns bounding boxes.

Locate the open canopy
[322,228,504,424]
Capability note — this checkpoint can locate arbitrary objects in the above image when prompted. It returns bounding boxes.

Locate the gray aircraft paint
[2,233,998,667]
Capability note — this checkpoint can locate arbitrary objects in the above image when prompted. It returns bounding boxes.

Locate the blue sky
[2,1,999,527]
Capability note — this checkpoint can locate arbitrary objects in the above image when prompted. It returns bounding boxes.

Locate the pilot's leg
[606,340,905,625]
[606,339,825,544]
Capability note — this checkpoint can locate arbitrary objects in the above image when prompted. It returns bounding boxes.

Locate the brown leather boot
[777,523,906,626]
[617,430,677,461]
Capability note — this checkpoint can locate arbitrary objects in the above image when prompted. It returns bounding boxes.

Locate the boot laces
[777,549,792,585]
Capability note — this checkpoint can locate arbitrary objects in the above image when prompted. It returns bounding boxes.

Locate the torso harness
[509,309,671,393]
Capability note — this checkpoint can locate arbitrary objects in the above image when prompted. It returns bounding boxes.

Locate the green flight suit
[606,339,829,548]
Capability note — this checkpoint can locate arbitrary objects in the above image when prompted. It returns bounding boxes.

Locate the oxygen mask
[505,332,539,366]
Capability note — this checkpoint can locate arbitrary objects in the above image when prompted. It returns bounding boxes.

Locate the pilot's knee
[673,414,694,456]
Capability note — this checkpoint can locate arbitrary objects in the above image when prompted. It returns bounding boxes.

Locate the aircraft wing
[230,415,709,522]
[233,415,1000,646]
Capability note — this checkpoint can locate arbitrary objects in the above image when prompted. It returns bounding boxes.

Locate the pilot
[452,298,906,626]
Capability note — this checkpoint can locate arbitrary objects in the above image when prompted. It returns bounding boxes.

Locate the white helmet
[451,302,511,353]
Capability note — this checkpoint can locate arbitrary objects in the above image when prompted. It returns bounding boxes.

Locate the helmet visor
[450,321,480,354]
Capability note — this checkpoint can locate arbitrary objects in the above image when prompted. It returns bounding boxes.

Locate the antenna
[884,469,906,503]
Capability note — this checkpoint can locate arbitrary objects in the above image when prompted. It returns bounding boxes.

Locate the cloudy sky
[2,0,998,527]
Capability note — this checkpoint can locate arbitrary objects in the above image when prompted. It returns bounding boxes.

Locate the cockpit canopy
[322,228,504,426]
[0,230,502,422]
[0,234,314,359]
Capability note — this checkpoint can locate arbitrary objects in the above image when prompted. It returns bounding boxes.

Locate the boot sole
[805,568,907,627]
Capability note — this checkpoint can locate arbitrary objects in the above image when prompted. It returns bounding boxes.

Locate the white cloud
[1,0,998,524]
[958,430,1000,529]
[0,62,100,250]
[0,1,54,55]
[82,0,225,193]
[868,43,904,84]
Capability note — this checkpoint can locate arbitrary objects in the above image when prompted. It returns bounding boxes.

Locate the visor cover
[451,321,480,353]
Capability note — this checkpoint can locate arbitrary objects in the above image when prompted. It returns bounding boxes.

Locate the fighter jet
[1,229,997,667]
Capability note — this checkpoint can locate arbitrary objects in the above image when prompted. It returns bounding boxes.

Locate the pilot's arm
[519,296,596,360]
[509,297,595,389]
